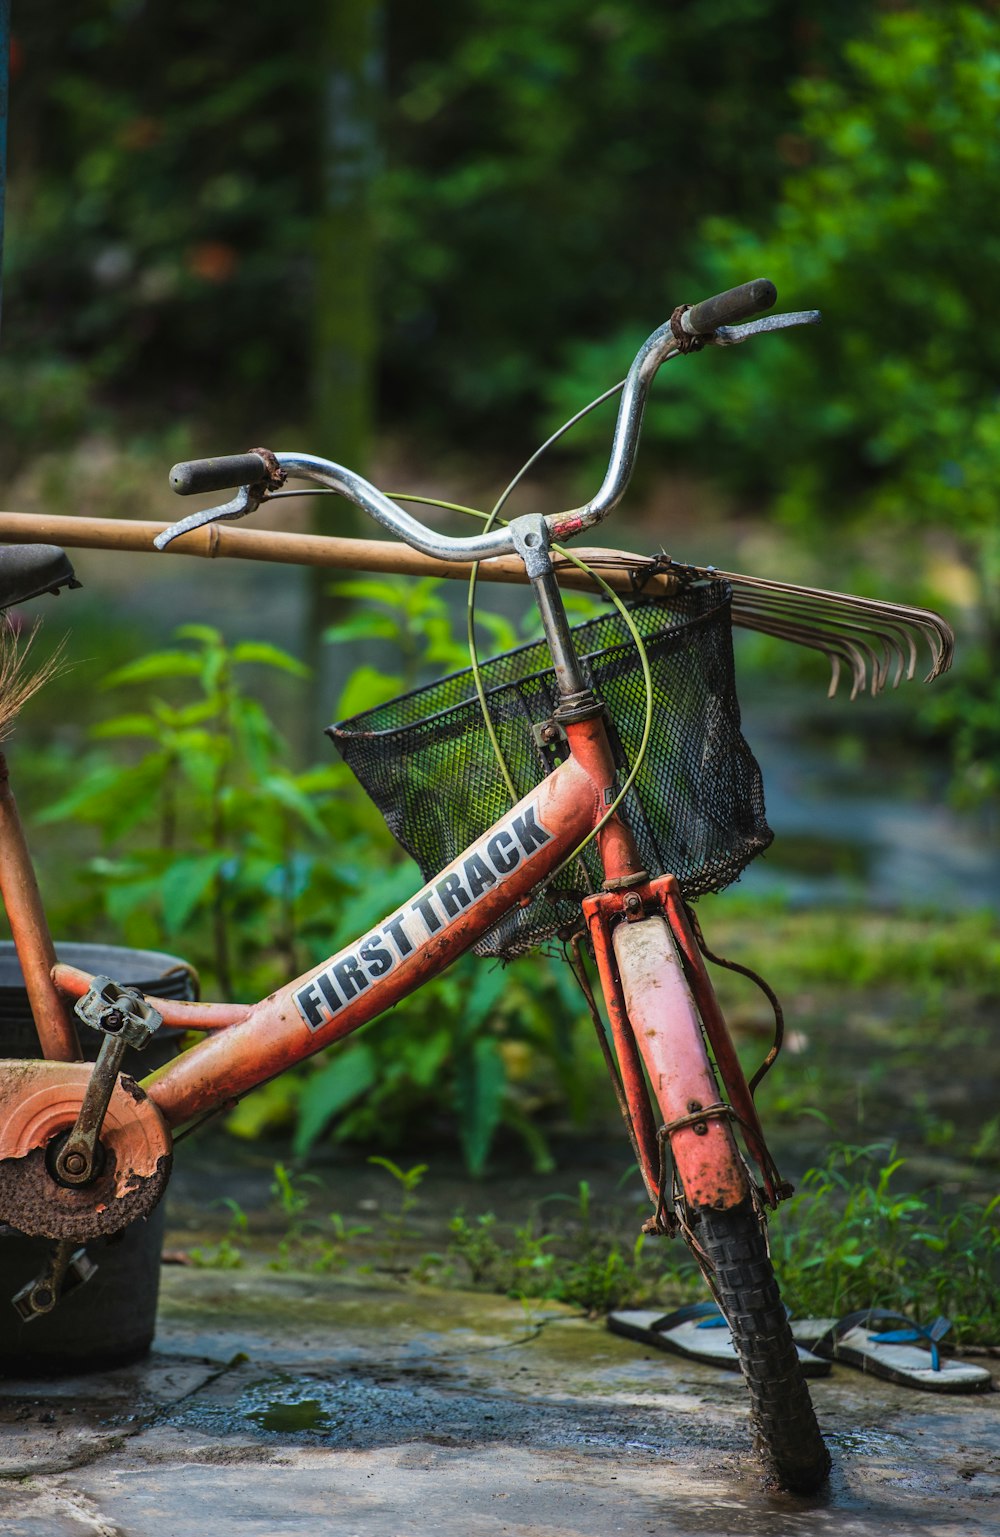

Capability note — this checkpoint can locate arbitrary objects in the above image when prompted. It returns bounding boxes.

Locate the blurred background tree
[2,0,872,454]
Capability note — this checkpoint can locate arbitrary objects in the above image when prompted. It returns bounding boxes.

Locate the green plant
[770,1142,1000,1343]
[446,1181,698,1314]
[32,600,597,1175]
[6,2,869,455]
[38,625,330,999]
[367,1155,428,1274]
[267,1162,371,1273]
[325,575,520,707]
[188,1197,248,1270]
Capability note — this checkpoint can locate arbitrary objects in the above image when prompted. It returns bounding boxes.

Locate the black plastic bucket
[0,942,197,1374]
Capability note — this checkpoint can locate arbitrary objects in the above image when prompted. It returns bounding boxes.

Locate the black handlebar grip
[683,279,777,336]
[169,453,269,496]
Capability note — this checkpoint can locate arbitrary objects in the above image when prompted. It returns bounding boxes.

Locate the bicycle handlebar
[681,279,776,337]
[161,280,815,559]
[169,453,270,496]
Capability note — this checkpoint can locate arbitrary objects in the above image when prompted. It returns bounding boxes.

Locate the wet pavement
[1,1265,997,1537]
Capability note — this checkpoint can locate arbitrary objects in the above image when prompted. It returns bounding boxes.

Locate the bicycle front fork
[583,875,786,1227]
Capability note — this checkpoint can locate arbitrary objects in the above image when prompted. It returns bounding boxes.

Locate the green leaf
[334,665,403,721]
[329,578,406,606]
[462,964,508,1035]
[501,1102,555,1174]
[160,852,228,933]
[103,874,167,926]
[293,1043,377,1155]
[256,774,328,838]
[104,651,203,687]
[231,641,311,677]
[327,863,420,948]
[323,615,400,644]
[90,712,160,739]
[226,1078,302,1141]
[175,623,222,646]
[454,1036,506,1177]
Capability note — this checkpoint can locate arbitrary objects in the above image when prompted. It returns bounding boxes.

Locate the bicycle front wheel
[688,1195,830,1494]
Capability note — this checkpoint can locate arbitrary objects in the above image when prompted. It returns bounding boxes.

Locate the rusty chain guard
[0,1059,172,1239]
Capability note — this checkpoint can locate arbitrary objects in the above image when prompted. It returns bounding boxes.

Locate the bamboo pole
[0,511,678,597]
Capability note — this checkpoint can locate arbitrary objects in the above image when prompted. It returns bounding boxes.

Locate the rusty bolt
[61,1150,88,1176]
[103,1009,125,1033]
[693,1122,709,1136]
[623,892,643,921]
[541,723,559,742]
[687,1099,702,1114]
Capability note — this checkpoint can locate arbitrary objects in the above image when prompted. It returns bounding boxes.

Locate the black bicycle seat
[0,546,81,613]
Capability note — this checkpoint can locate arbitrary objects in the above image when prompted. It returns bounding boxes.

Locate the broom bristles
[0,619,66,740]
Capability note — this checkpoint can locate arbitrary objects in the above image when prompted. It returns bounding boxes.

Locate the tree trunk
[307,0,381,690]
[0,0,10,337]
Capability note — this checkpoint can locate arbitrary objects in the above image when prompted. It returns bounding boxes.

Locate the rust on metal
[52,1033,129,1185]
[654,876,781,1206]
[583,895,662,1202]
[0,754,81,1062]
[0,1145,171,1239]
[669,304,705,354]
[0,1058,172,1239]
[610,907,747,1212]
[248,446,287,494]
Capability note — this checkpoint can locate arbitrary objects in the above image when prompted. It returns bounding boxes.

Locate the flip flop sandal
[793,1309,994,1393]
[607,1301,832,1376]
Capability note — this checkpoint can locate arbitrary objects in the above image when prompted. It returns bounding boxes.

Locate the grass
[769,1142,1000,1344]
[184,1146,1000,1346]
[698,893,1000,995]
[685,897,1000,1180]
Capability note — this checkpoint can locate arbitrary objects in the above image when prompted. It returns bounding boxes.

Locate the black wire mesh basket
[328,581,771,959]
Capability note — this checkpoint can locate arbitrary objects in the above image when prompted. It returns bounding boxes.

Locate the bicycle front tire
[689,1196,830,1494]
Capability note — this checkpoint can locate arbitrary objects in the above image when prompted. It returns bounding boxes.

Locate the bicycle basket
[328,581,771,959]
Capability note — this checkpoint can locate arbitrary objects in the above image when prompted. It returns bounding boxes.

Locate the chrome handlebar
[156,293,819,557]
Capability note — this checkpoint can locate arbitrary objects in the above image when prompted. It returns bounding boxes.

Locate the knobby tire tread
[691,1197,831,1494]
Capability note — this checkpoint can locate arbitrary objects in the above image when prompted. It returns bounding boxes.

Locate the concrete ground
[0,1264,997,1537]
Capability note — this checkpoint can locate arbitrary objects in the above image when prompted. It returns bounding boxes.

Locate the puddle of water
[248,1395,330,1435]
[169,1363,717,1459]
[828,1427,907,1457]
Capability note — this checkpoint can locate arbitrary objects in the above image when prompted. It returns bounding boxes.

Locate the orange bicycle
[0,280,953,1491]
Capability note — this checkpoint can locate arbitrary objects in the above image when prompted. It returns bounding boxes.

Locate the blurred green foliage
[3,0,869,454]
[568,5,1000,563]
[549,4,1000,794]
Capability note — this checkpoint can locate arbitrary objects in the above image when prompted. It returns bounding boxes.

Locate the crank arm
[11,1238,97,1322]
[52,1032,129,1184]
[54,977,164,1186]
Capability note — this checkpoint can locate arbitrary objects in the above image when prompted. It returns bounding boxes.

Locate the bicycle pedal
[74,976,162,1050]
